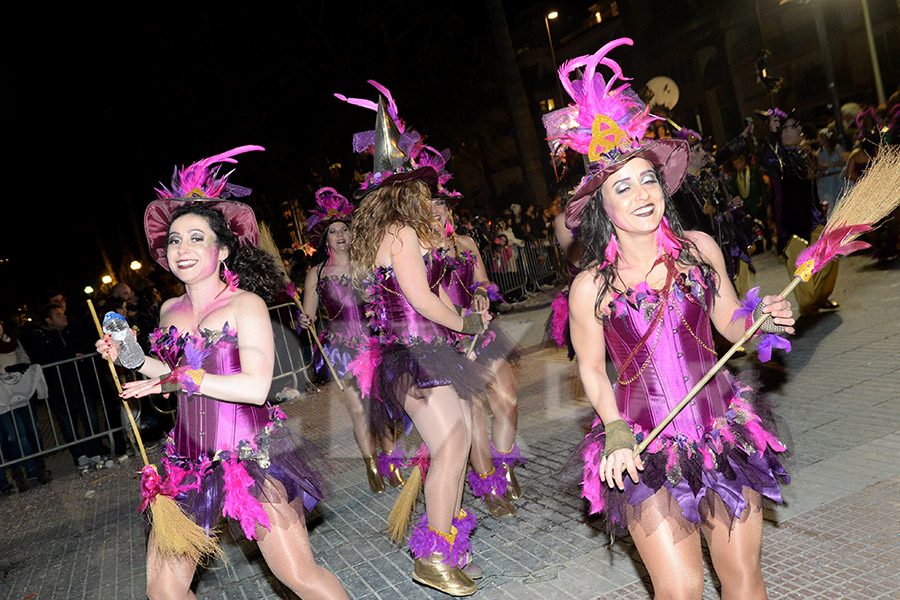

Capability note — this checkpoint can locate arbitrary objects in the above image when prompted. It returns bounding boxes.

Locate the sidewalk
[1,251,898,599]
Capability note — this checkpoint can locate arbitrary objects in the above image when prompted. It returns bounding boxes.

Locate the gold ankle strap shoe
[413,553,477,596]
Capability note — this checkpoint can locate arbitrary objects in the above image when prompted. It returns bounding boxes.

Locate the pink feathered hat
[541,38,689,230]
[144,145,264,270]
[307,187,355,248]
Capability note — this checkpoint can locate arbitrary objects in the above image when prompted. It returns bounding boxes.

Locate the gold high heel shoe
[413,553,477,596]
[363,455,385,494]
[385,462,406,488]
[482,489,516,518]
[502,462,522,500]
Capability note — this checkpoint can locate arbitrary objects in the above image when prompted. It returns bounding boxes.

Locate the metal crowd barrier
[482,239,565,300]
[0,305,315,475]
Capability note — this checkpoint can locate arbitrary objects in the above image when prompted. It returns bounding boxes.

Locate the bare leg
[145,530,198,600]
[341,383,377,457]
[626,488,705,600]
[404,385,472,533]
[469,397,493,474]
[486,358,518,453]
[700,489,767,600]
[256,478,350,600]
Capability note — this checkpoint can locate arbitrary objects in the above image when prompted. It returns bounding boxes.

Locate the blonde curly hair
[350,179,441,284]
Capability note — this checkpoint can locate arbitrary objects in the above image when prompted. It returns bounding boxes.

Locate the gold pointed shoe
[385,462,406,488]
[502,463,522,500]
[363,455,385,494]
[483,490,516,518]
[413,554,477,596]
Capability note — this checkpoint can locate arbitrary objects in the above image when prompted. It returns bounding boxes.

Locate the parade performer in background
[97,146,349,600]
[340,83,491,596]
[670,127,755,294]
[545,39,794,599]
[431,184,523,519]
[298,187,405,495]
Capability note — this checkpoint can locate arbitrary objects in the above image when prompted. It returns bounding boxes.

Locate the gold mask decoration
[588,114,629,162]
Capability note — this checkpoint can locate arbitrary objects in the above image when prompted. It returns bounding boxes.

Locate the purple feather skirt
[578,380,789,539]
[156,411,326,541]
[370,339,492,436]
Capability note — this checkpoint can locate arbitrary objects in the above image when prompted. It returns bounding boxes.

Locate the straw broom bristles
[387,465,423,543]
[826,146,900,235]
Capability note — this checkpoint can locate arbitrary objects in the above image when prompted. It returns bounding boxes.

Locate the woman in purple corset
[97,146,348,600]
[343,90,491,596]
[546,41,795,599]
[298,187,405,494]
[430,193,523,519]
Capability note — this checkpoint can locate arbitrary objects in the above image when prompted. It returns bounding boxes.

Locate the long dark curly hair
[168,203,281,304]
[577,169,714,319]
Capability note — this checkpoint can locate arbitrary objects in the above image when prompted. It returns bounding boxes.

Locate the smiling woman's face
[599,157,664,236]
[166,213,227,284]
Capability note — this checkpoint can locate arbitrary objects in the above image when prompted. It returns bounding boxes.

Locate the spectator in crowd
[23,304,107,463]
[814,127,848,214]
[1,319,52,493]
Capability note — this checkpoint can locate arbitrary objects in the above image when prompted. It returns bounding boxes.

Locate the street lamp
[544,11,564,109]
[84,286,94,295]
[130,260,142,271]
[101,275,113,284]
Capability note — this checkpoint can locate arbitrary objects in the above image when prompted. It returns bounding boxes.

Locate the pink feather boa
[550,292,569,347]
[221,455,271,540]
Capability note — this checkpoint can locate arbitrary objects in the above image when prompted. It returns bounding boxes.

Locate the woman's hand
[96,334,118,362]
[760,294,795,334]
[471,292,490,313]
[297,311,314,330]
[120,376,165,399]
[599,447,644,490]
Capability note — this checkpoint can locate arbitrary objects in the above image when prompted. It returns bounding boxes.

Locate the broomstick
[632,146,900,459]
[88,300,222,563]
[257,223,344,391]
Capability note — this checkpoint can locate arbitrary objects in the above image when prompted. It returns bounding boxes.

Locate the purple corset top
[317,274,369,345]
[603,266,731,441]
[150,323,271,460]
[366,252,454,344]
[436,247,478,309]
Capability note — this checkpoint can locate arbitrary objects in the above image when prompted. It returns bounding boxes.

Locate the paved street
[2,250,899,600]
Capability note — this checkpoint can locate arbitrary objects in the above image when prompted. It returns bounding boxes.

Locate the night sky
[4,1,593,318]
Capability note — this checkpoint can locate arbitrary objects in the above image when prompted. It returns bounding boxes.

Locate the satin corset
[369,252,453,343]
[604,267,731,441]
[436,247,477,309]
[317,274,369,345]
[152,325,270,460]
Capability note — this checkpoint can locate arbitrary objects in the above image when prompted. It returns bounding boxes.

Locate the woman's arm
[390,226,487,333]
[687,231,794,343]
[298,266,320,329]
[569,270,642,490]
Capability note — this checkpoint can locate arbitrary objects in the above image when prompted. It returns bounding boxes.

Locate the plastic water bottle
[102,312,145,369]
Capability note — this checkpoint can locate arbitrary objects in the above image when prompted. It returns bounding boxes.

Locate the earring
[655,216,682,259]
[222,260,240,292]
[600,233,619,269]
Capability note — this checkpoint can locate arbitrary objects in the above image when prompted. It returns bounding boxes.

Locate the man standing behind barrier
[24,305,106,464]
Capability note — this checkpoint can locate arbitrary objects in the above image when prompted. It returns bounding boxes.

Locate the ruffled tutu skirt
[313,336,359,382]
[353,338,493,435]
[470,324,521,366]
[150,407,326,541]
[578,374,789,538]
